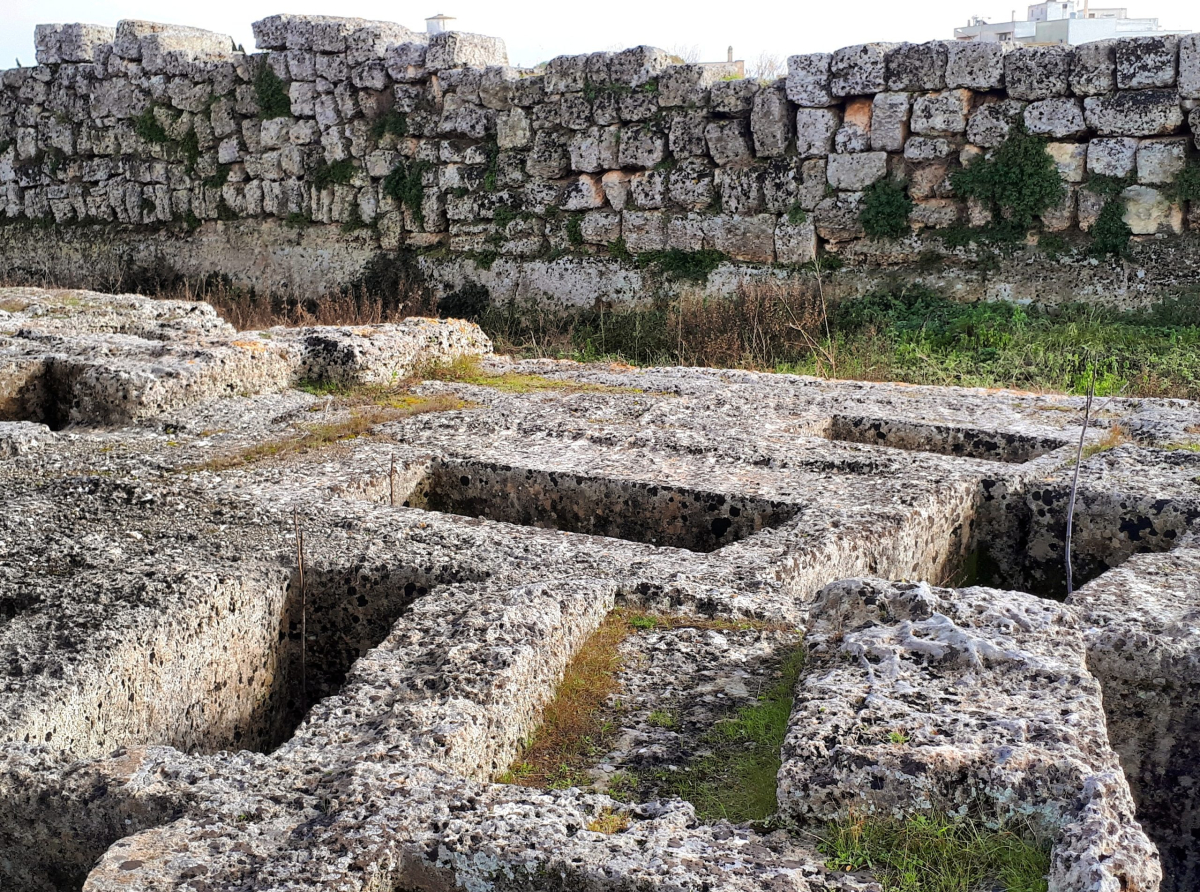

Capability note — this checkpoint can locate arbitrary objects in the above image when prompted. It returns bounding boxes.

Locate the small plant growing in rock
[132,106,169,144]
[860,179,913,239]
[565,214,584,246]
[586,807,630,834]
[253,57,291,119]
[887,730,908,744]
[787,204,808,225]
[369,109,408,142]
[310,158,356,190]
[647,709,676,728]
[383,159,432,227]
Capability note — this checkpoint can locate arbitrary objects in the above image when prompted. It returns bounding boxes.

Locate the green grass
[819,814,1050,892]
[652,647,804,823]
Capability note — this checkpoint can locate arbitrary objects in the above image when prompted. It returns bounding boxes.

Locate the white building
[954,1,1189,45]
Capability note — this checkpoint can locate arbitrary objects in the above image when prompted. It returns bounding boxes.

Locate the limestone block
[668,158,715,210]
[1023,98,1086,139]
[659,65,715,107]
[885,41,948,91]
[1084,90,1183,137]
[618,128,666,169]
[835,98,873,153]
[1040,185,1076,231]
[561,175,606,211]
[1116,36,1179,89]
[910,198,960,229]
[438,96,494,139]
[710,214,775,262]
[385,43,428,83]
[945,40,1006,90]
[426,32,507,71]
[775,218,817,263]
[477,66,517,111]
[966,100,1025,148]
[1078,188,1106,231]
[827,152,887,190]
[795,108,840,158]
[617,91,659,124]
[544,54,587,94]
[1191,108,1200,150]
[568,127,620,173]
[704,120,753,167]
[786,53,835,107]
[289,82,316,118]
[346,22,423,67]
[908,162,950,200]
[497,107,531,149]
[751,83,793,158]
[630,168,667,208]
[526,129,568,178]
[711,80,759,115]
[558,93,593,130]
[1087,137,1139,176]
[621,209,666,251]
[114,21,235,72]
[34,24,64,65]
[911,89,971,135]
[1004,46,1072,100]
[1136,137,1189,185]
[601,171,632,210]
[814,191,865,240]
[217,137,242,164]
[37,23,115,65]
[904,136,958,162]
[800,159,827,210]
[1046,142,1087,183]
[1071,40,1117,96]
[610,46,672,87]
[830,43,895,96]
[871,92,911,152]
[1122,184,1183,234]
[1182,34,1200,100]
[714,167,763,214]
[580,209,620,244]
[668,109,708,158]
[667,214,708,251]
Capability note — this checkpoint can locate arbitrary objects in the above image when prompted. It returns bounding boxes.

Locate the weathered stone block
[751,83,793,158]
[36,23,116,65]
[621,209,666,251]
[526,129,568,178]
[668,109,708,158]
[1040,185,1076,231]
[1046,142,1088,183]
[630,169,666,208]
[1191,108,1200,150]
[800,159,827,210]
[910,198,960,229]
[568,127,620,173]
[714,167,763,214]
[1122,184,1183,234]
[667,213,708,251]
[785,53,835,107]
[479,66,519,110]
[795,108,840,158]
[885,41,948,91]
[618,128,666,169]
[907,162,950,200]
[385,43,427,83]
[601,170,632,210]
[561,174,606,210]
[668,158,715,210]
[658,65,710,107]
[710,214,775,262]
[710,80,759,115]
[830,43,896,97]
[496,107,531,149]
[580,209,620,244]
[945,40,1006,90]
[559,93,593,130]
[827,151,887,190]
[1182,34,1200,100]
[1024,98,1086,139]
[775,218,817,263]
[1116,36,1178,90]
[1087,137,1139,177]
[610,46,672,87]
[835,98,873,153]
[904,136,958,161]
[544,54,587,94]
[1071,39,1117,96]
[1136,137,1189,185]
[426,31,507,71]
[871,92,911,152]
[911,89,971,135]
[1004,46,1072,100]
[1084,90,1184,137]
[966,100,1025,148]
[814,190,865,240]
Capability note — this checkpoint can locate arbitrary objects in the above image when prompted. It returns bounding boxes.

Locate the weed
[382,159,431,227]
[1088,194,1132,259]
[1038,232,1068,259]
[638,248,727,282]
[1163,442,1200,452]
[887,730,909,744]
[566,213,584,246]
[627,614,659,630]
[482,139,500,192]
[608,238,632,262]
[819,814,1050,892]
[253,58,291,119]
[284,212,311,228]
[587,807,630,834]
[177,127,201,171]
[420,355,636,394]
[493,204,518,230]
[132,106,169,144]
[369,109,408,142]
[311,158,356,190]
[951,122,1063,241]
[787,204,808,225]
[203,164,232,189]
[1163,159,1200,204]
[647,709,676,728]
[1079,423,1130,459]
[860,179,913,239]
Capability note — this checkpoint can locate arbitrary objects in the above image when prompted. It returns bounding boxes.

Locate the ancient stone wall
[2,17,1200,305]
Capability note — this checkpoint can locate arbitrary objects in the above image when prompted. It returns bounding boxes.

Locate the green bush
[382,159,431,227]
[253,58,291,119]
[565,214,583,246]
[638,248,727,281]
[951,122,1063,240]
[1088,195,1133,259]
[311,158,356,190]
[860,179,913,239]
[132,106,169,144]
[369,109,408,142]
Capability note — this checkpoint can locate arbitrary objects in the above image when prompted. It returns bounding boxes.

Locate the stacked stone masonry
[4,17,1200,279]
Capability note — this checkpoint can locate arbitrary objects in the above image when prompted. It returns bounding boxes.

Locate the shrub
[369,109,408,142]
[565,214,583,246]
[860,179,913,239]
[1088,195,1132,259]
[437,282,491,320]
[382,159,432,227]
[311,158,356,190]
[787,204,808,225]
[253,58,291,119]
[951,122,1063,239]
[132,106,169,144]
[639,248,727,282]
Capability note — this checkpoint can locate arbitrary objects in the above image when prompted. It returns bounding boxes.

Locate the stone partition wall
[2,17,1200,305]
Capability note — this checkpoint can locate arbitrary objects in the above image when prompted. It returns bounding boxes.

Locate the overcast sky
[4,0,1196,72]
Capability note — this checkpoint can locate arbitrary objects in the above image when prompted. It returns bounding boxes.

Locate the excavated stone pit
[2,286,1200,891]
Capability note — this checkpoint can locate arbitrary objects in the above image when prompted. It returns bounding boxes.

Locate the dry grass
[499,609,793,791]
[196,391,466,471]
[420,355,641,394]
[1081,423,1130,460]
[587,807,631,834]
[0,297,31,313]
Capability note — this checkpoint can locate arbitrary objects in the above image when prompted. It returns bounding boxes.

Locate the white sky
[3,0,1196,72]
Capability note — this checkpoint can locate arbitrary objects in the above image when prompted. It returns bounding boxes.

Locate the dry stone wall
[2,17,1200,303]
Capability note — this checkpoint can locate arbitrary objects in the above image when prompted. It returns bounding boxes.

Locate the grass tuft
[419,355,640,394]
[819,814,1050,892]
[586,807,630,834]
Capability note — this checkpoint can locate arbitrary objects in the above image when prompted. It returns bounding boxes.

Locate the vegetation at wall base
[951,123,1063,239]
[819,814,1050,892]
[860,179,913,239]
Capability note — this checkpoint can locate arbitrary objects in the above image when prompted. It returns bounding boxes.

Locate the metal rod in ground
[1065,371,1096,597]
[293,507,307,712]
[389,453,396,507]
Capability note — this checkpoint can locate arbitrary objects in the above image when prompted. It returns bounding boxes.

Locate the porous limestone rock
[1084,90,1185,137]
[1136,137,1189,185]
[1088,136,1140,177]
[1116,35,1179,90]
[885,41,948,91]
[945,40,1007,90]
[1122,184,1183,234]
[785,53,835,107]
[1024,98,1087,139]
[826,151,888,190]
[1005,46,1073,100]
[1071,39,1118,96]
[830,43,896,97]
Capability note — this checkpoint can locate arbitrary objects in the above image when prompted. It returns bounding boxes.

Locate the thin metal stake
[1065,370,1096,598]
[293,507,307,711]
[389,452,397,507]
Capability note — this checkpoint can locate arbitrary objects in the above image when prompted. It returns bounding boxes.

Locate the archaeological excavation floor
[1,287,1199,891]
